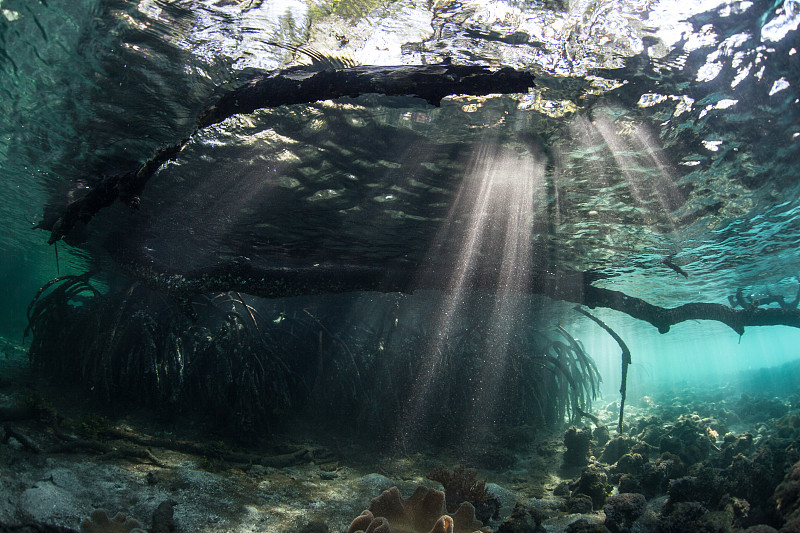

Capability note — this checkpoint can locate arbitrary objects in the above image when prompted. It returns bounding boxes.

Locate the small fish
[662,256,688,278]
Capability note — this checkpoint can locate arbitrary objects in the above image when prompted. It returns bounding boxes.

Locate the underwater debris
[347,486,489,533]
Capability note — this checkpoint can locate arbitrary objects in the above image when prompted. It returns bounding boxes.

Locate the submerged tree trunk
[115,259,800,335]
[39,64,535,245]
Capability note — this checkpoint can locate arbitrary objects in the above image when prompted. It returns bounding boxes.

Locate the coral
[565,518,611,533]
[564,427,592,467]
[657,414,721,466]
[571,464,610,509]
[610,453,645,481]
[665,467,723,514]
[150,500,177,533]
[740,526,779,533]
[600,437,632,465]
[80,509,146,533]
[736,394,789,423]
[655,501,707,533]
[775,460,800,525]
[298,521,331,533]
[427,465,499,524]
[603,493,645,533]
[347,486,489,533]
[775,414,800,440]
[554,481,571,496]
[719,433,754,464]
[724,440,793,519]
[617,474,641,494]
[565,494,594,514]
[427,465,489,509]
[593,425,610,448]
[782,518,800,532]
[495,503,546,533]
[641,452,685,497]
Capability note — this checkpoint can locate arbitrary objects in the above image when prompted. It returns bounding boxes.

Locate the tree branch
[573,308,631,434]
[114,260,800,334]
[199,63,535,127]
[41,64,534,244]
[580,284,800,335]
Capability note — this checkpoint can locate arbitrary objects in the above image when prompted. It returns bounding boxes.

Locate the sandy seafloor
[2,337,800,533]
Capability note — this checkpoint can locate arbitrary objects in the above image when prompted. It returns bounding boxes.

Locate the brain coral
[79,509,146,533]
[348,486,489,533]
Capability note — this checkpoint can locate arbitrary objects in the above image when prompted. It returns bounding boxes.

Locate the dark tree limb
[1,403,314,469]
[113,259,800,334]
[580,284,800,335]
[573,307,631,434]
[101,427,312,468]
[198,63,535,127]
[41,140,189,244]
[41,64,534,244]
[2,424,42,453]
[728,281,800,310]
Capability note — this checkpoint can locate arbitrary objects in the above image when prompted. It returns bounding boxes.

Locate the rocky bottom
[1,350,800,533]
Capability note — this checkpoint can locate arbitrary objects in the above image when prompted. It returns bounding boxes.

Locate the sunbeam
[396,141,546,448]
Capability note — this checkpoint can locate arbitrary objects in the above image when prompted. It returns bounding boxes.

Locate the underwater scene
[1,0,800,531]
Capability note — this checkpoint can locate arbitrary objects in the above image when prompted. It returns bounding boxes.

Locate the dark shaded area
[24,274,599,444]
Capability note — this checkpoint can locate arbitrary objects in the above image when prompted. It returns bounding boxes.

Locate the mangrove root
[573,306,631,434]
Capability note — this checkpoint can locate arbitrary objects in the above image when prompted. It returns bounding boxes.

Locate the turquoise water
[1,0,798,417]
[1,2,800,532]
[0,0,800,444]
